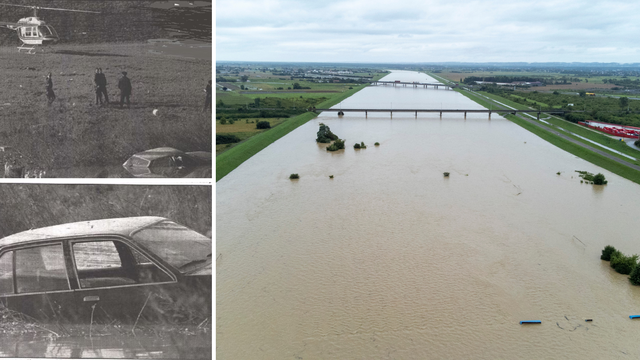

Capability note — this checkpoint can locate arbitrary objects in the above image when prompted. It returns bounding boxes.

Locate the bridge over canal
[370,81,456,90]
[311,108,582,120]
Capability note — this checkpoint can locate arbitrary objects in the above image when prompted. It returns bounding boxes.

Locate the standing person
[118,71,132,108]
[98,68,109,105]
[46,73,55,106]
[94,68,103,105]
[203,80,212,112]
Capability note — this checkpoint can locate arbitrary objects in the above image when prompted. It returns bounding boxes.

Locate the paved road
[472,91,640,172]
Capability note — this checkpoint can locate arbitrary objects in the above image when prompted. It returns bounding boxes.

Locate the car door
[68,237,177,323]
[0,242,76,321]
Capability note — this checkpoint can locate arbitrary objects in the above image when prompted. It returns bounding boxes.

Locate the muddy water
[217,70,640,359]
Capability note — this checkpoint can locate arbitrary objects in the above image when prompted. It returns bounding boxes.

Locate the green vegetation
[354,141,366,149]
[216,134,240,145]
[629,264,640,285]
[256,121,271,129]
[601,245,617,261]
[289,173,299,179]
[443,172,450,177]
[610,251,638,275]
[329,175,334,179]
[575,171,608,185]
[316,123,338,143]
[375,142,380,146]
[601,245,640,285]
[327,139,345,152]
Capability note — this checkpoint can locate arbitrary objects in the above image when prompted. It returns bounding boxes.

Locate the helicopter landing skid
[17,45,37,54]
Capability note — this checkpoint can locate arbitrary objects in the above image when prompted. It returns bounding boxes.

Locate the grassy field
[438,70,624,91]
[0,42,212,176]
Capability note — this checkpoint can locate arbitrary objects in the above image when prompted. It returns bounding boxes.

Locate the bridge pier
[415,111,417,118]
[365,111,368,118]
[391,111,393,118]
[464,111,467,119]
[440,111,442,118]
[489,111,491,120]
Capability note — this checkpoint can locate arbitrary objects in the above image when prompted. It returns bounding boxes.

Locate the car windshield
[132,221,211,270]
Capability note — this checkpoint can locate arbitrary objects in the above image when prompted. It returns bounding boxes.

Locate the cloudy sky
[216,0,640,64]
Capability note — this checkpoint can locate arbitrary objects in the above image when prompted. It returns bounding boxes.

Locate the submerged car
[122,147,212,178]
[0,217,211,323]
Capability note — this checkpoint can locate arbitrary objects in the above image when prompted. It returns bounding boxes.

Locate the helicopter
[0,3,99,53]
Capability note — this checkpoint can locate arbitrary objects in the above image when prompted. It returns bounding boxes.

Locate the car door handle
[83,295,100,302]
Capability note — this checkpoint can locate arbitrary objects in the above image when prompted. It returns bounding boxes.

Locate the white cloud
[216,0,640,62]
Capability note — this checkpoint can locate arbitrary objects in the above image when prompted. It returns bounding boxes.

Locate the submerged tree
[316,123,339,143]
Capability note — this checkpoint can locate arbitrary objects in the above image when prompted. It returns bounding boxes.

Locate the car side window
[0,251,13,295]
[15,244,69,294]
[74,241,122,271]
[72,240,172,289]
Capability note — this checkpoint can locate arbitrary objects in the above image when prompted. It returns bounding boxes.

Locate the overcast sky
[216,0,640,64]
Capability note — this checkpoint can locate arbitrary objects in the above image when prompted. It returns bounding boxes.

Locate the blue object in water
[520,320,541,324]
[630,315,640,319]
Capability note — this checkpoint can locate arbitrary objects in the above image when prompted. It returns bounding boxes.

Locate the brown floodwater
[216,70,640,359]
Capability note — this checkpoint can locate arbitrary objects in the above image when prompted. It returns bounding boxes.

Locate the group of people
[45,69,132,108]
[45,71,211,112]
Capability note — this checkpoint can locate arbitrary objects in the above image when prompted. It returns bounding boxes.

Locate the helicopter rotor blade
[0,3,100,13]
[34,7,101,14]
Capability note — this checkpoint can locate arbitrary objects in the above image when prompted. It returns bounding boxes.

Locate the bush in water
[354,143,361,149]
[289,173,299,179]
[327,139,345,152]
[375,142,380,146]
[601,245,617,261]
[629,263,640,285]
[593,173,606,185]
[610,251,638,275]
[316,123,339,143]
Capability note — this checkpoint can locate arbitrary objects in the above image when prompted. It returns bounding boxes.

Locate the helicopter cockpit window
[39,26,53,36]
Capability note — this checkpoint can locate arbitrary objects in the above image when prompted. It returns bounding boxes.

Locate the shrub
[360,141,366,149]
[216,134,241,145]
[316,123,338,143]
[443,172,450,177]
[374,142,380,146]
[354,143,361,149]
[601,245,617,261]
[593,173,606,185]
[220,118,227,125]
[629,263,640,285]
[228,119,235,124]
[256,121,271,129]
[289,173,299,179]
[327,139,345,152]
[610,252,638,275]
[329,175,334,179]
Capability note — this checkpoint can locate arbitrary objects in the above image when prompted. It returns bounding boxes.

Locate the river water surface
[217,71,640,359]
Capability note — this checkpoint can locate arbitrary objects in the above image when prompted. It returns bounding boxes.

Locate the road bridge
[310,108,581,120]
[371,81,455,90]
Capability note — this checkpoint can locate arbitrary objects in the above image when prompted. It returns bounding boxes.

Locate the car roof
[133,147,186,161]
[0,216,166,247]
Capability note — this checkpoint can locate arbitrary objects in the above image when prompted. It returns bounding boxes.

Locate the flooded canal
[217,70,640,359]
